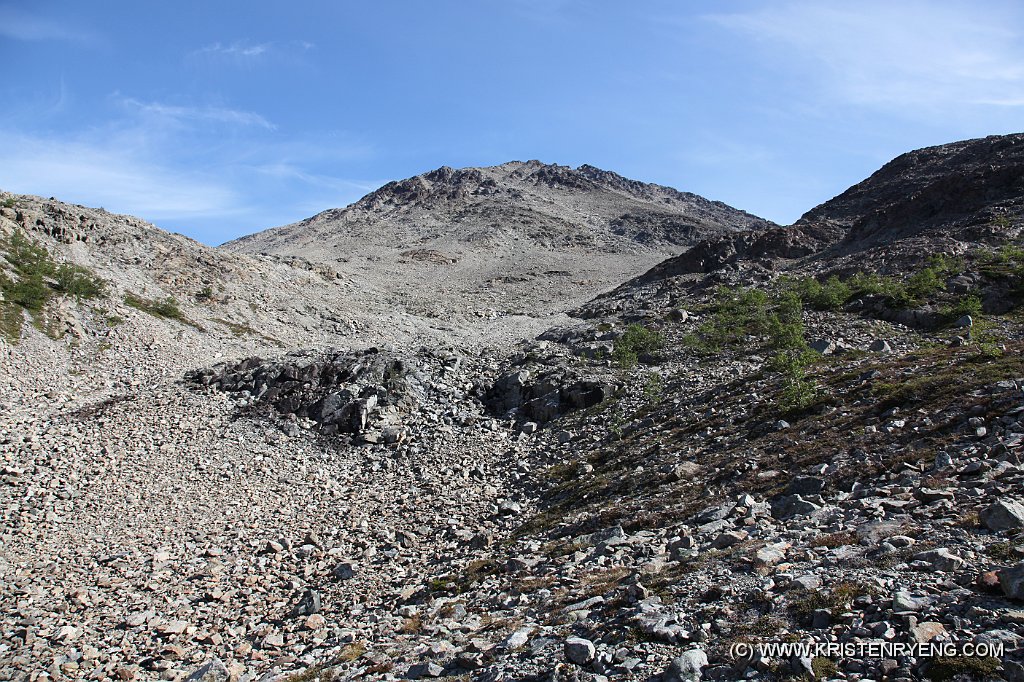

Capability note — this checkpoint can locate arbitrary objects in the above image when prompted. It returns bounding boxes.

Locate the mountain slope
[6,138,1024,682]
[602,133,1024,295]
[223,161,776,323]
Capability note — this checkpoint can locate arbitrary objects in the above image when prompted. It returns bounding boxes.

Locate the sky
[1,1,1023,245]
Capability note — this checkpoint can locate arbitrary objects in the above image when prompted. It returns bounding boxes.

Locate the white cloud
[0,110,376,242]
[709,1,1024,111]
[0,130,238,218]
[192,41,271,59]
[118,97,276,131]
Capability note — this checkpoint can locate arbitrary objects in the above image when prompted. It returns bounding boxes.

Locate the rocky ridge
[223,161,777,325]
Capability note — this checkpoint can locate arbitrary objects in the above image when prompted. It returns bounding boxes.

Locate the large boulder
[981,498,1024,532]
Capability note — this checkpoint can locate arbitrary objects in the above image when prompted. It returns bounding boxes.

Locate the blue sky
[1,1,1023,245]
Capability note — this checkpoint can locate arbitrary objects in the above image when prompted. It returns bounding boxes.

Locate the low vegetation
[784,254,964,312]
[0,229,106,341]
[683,285,818,414]
[924,655,1003,681]
[124,292,196,327]
[612,323,664,367]
[788,581,875,623]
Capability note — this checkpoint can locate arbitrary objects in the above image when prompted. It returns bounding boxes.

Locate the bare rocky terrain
[223,161,775,324]
[3,135,1024,682]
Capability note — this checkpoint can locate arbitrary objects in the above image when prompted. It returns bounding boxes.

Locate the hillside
[3,136,1024,682]
[223,161,776,323]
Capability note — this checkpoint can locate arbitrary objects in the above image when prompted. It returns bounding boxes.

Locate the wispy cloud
[0,130,238,218]
[118,97,276,131]
[0,106,375,242]
[188,40,313,64]
[0,5,99,45]
[192,40,271,58]
[709,1,1024,111]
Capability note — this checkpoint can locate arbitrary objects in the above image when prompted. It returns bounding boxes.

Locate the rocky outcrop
[486,366,615,423]
[799,133,1024,253]
[189,348,443,437]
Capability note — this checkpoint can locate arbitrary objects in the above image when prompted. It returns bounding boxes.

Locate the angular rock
[981,498,1024,532]
[999,563,1024,600]
[785,476,825,496]
[771,494,821,519]
[564,637,596,665]
[186,658,229,682]
[913,548,966,572]
[407,662,445,679]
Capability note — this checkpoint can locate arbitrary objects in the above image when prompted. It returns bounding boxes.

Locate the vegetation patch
[124,292,201,329]
[612,323,664,367]
[788,581,875,624]
[0,229,105,341]
[925,655,1002,681]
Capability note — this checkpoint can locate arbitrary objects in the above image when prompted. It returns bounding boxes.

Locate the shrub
[940,294,982,324]
[1,198,15,209]
[789,581,872,622]
[0,229,105,328]
[195,286,214,302]
[54,263,105,300]
[613,324,665,367]
[124,292,189,323]
[788,275,851,311]
[0,296,25,341]
[766,291,805,350]
[812,657,839,680]
[904,265,946,302]
[769,347,819,415]
[643,371,665,402]
[686,285,806,353]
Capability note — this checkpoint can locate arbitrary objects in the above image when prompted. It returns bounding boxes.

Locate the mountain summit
[227,160,774,253]
[224,161,775,325]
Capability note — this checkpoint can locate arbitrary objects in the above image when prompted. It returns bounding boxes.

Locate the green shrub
[940,294,982,324]
[54,263,105,300]
[904,265,946,302]
[125,292,185,321]
[3,270,50,312]
[0,297,25,341]
[842,259,954,308]
[997,242,1024,265]
[195,286,214,302]
[811,657,839,680]
[788,275,851,311]
[770,348,820,414]
[613,324,665,367]
[766,290,805,350]
[1,198,15,209]
[643,371,665,402]
[1,228,105,308]
[686,285,806,353]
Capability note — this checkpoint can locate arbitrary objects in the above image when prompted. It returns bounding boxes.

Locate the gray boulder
[981,498,1024,532]
[186,658,229,682]
[785,476,825,496]
[564,636,596,665]
[664,648,709,682]
[771,494,821,519]
[999,563,1024,600]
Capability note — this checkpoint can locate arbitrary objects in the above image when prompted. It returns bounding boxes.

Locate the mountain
[607,133,1024,293]
[4,136,1024,682]
[223,161,776,323]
